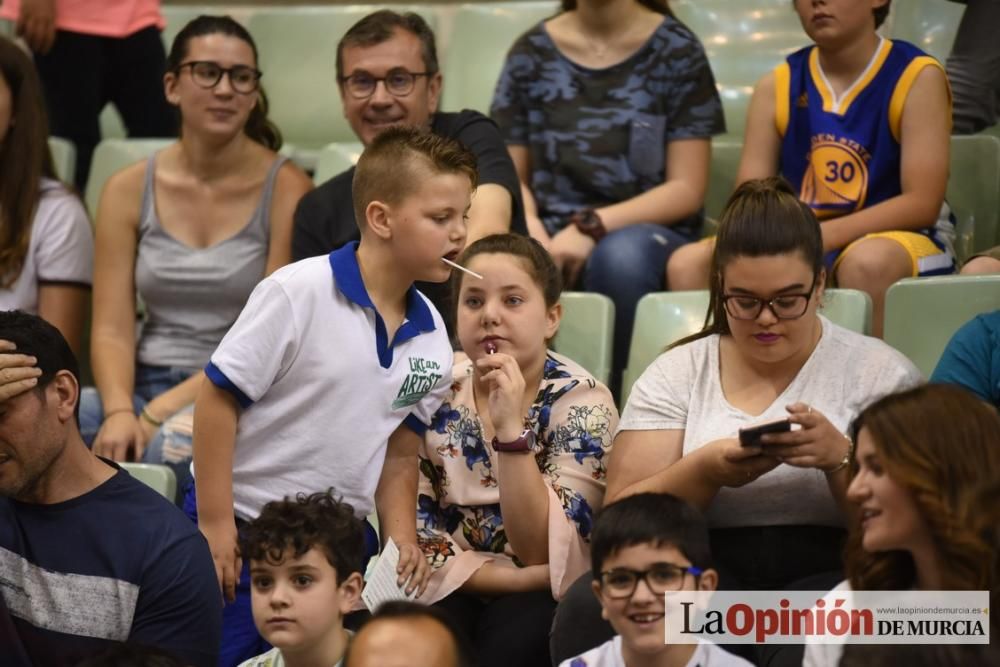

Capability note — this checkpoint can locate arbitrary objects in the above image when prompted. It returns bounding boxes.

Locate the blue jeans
[80,364,197,497]
[582,223,692,394]
[183,484,380,667]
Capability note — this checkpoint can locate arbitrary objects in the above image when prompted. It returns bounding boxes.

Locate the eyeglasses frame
[338,69,433,99]
[598,564,705,599]
[176,61,263,94]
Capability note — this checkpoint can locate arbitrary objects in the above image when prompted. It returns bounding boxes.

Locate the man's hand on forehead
[0,339,43,403]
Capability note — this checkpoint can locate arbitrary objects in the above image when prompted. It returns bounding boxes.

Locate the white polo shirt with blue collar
[205,242,453,522]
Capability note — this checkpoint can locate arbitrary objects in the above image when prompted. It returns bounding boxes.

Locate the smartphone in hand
[738,418,792,447]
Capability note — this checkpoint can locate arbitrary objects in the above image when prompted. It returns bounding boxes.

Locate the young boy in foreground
[238,492,364,667]
[563,493,751,667]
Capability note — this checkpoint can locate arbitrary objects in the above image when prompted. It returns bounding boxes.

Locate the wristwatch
[570,208,607,243]
[491,428,539,453]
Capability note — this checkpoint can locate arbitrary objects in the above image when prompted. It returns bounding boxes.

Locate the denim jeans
[80,364,197,483]
[581,223,692,395]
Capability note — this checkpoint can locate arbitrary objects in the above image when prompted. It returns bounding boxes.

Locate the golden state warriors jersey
[775,39,945,221]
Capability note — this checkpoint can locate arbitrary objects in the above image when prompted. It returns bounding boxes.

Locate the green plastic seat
[551,291,615,387]
[706,140,743,222]
[440,2,559,115]
[673,0,804,138]
[949,135,1000,261]
[121,462,177,500]
[884,275,1000,378]
[313,142,364,186]
[48,137,76,185]
[887,0,964,62]
[248,6,437,150]
[621,288,872,407]
[84,138,173,214]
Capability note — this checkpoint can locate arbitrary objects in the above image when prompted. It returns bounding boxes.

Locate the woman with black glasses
[84,16,312,481]
[552,177,923,663]
[604,177,923,591]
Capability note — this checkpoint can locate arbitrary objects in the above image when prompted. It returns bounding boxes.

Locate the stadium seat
[621,288,872,407]
[48,137,76,185]
[313,142,364,186]
[552,292,615,387]
[121,462,177,500]
[884,275,1000,378]
[886,0,963,63]
[672,0,804,138]
[84,138,173,214]
[440,2,559,115]
[706,140,742,221]
[949,135,1000,261]
[248,6,437,151]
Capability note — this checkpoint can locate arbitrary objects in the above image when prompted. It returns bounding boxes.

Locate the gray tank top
[135,153,287,370]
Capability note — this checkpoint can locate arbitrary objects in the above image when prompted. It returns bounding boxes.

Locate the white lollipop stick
[441,257,483,280]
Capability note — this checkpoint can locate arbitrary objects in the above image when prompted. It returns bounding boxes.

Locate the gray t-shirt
[619,317,923,528]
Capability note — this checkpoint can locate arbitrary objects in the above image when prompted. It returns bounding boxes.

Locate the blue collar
[328,242,437,368]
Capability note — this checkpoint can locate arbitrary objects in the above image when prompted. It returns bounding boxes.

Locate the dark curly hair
[240,490,365,582]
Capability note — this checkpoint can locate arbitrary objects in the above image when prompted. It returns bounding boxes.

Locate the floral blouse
[416,351,618,603]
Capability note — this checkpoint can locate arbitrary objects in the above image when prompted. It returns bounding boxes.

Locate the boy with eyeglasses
[560,493,751,667]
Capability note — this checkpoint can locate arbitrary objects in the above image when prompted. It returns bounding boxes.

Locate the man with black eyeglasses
[292,10,527,325]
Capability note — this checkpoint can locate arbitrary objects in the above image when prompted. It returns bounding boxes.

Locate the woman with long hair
[804,383,1000,666]
[491,0,726,394]
[0,36,91,353]
[85,16,312,476]
[550,177,924,662]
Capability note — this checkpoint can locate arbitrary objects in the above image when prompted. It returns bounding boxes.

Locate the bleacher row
[7,0,991,146]
[119,273,1000,502]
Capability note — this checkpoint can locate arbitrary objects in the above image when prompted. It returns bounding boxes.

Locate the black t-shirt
[292,109,527,261]
[0,465,221,667]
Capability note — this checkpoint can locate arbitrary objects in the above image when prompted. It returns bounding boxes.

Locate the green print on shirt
[393,357,442,409]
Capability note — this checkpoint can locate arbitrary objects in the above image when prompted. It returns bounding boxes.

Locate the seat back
[884,275,1000,378]
[622,288,872,407]
[886,0,964,62]
[440,2,559,115]
[313,142,364,185]
[121,462,177,501]
[84,138,174,214]
[672,0,804,138]
[48,137,77,185]
[551,292,615,386]
[949,135,1000,261]
[706,140,743,222]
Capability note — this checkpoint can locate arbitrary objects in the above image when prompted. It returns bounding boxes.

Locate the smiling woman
[81,16,313,490]
[804,383,1000,667]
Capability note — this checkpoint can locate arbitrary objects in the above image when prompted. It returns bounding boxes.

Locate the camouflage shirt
[491,15,726,238]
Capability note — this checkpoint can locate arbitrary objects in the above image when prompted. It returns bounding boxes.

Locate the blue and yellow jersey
[775,39,947,222]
